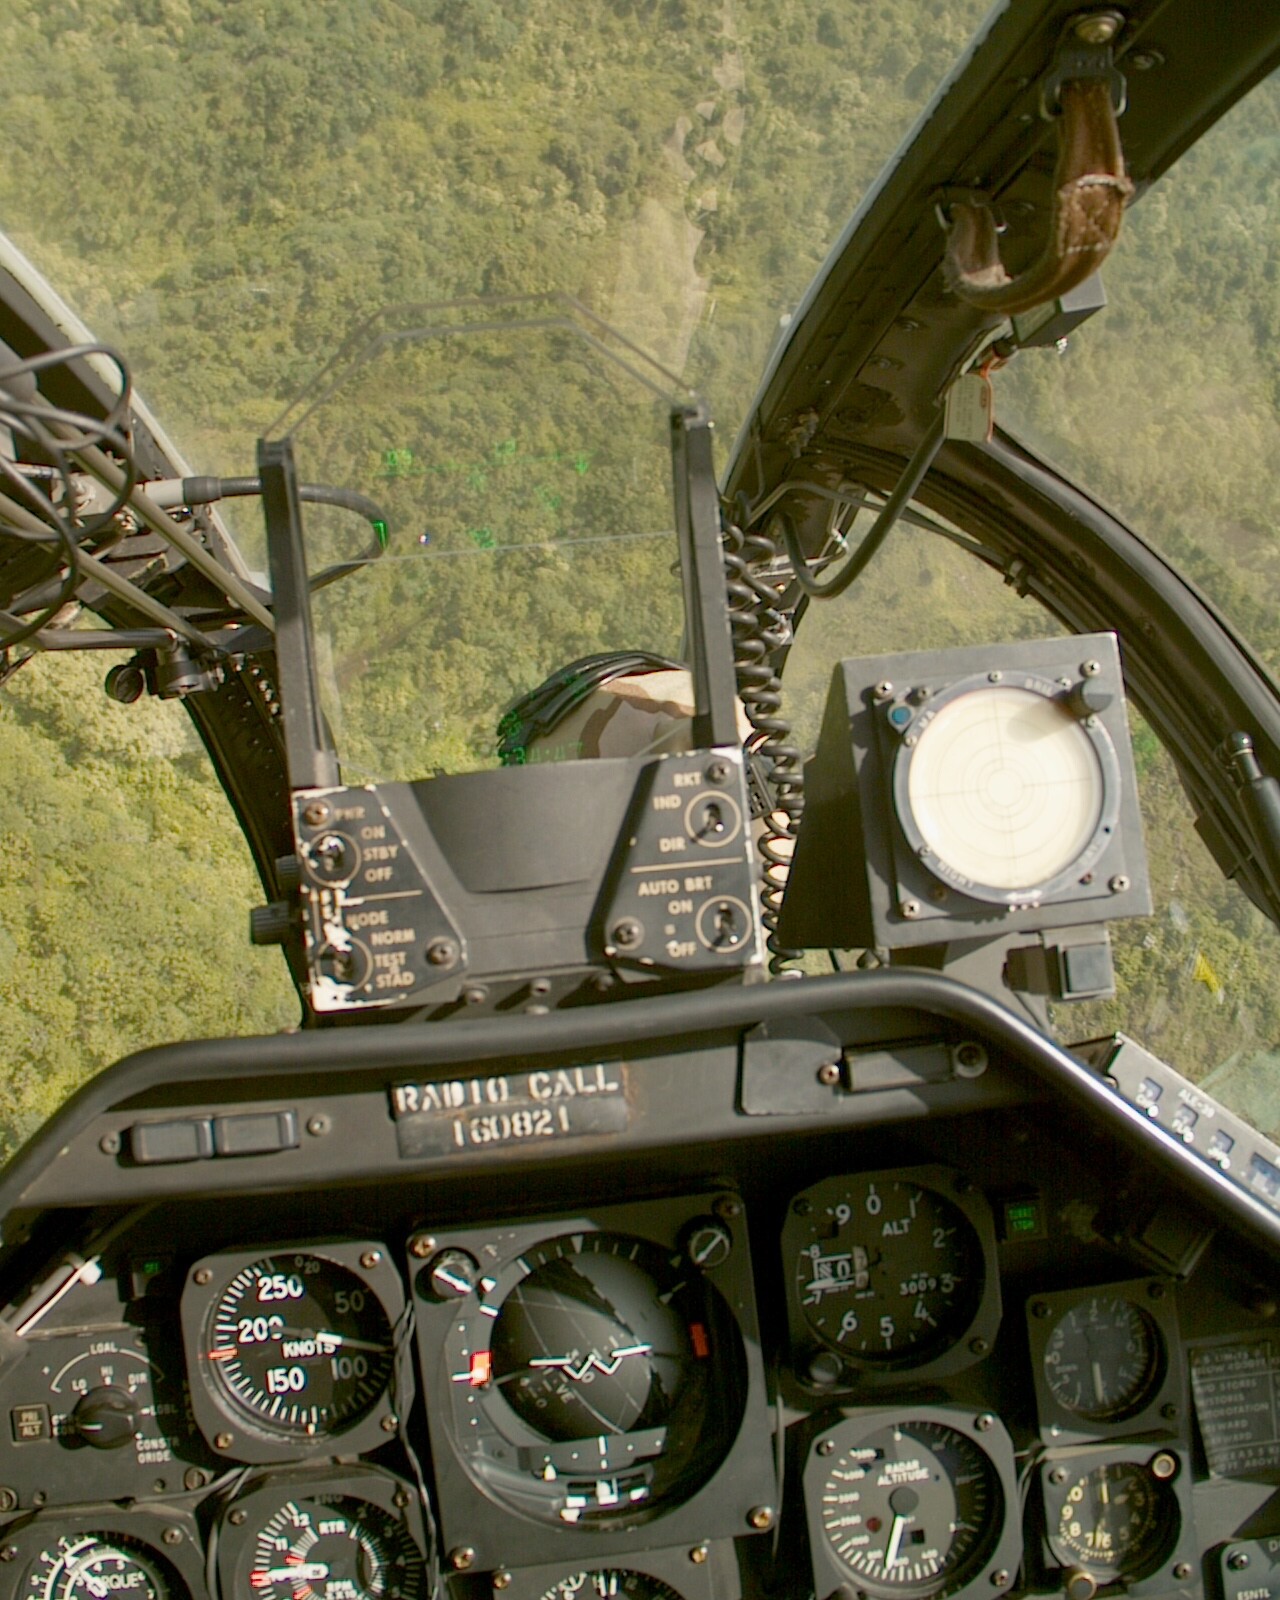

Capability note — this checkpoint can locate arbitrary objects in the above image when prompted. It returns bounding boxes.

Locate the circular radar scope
[891,679,1120,903]
[181,1242,406,1464]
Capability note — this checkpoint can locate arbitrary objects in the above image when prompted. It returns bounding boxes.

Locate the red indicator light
[691,1322,710,1358]
[470,1350,492,1386]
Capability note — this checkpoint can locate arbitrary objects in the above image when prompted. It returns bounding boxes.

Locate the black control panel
[0,994,1274,1600]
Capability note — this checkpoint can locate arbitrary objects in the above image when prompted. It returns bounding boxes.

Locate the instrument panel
[0,1040,1274,1600]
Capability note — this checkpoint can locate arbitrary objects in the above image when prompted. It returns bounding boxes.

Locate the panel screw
[0,1547,18,1563]
[1074,11,1124,45]
[818,1438,836,1456]
[975,1412,995,1431]
[426,937,459,968]
[463,985,489,1006]
[493,1571,512,1590]
[529,977,552,996]
[1148,1282,1166,1299]
[747,1506,775,1531]
[900,899,921,919]
[1151,1451,1177,1480]
[228,1507,246,1524]
[194,1268,213,1286]
[1129,48,1165,70]
[98,1132,121,1155]
[991,1572,1010,1587]
[874,681,894,699]
[394,1490,410,1508]
[0,1490,14,1513]
[793,1198,812,1216]
[303,801,330,826]
[953,1042,988,1078]
[1049,1466,1068,1484]
[988,670,1002,683]
[361,1251,381,1269]
[1108,875,1130,893]
[689,1547,709,1565]
[1228,1552,1250,1571]
[183,1468,206,1490]
[215,1433,234,1450]
[970,1340,991,1357]
[613,919,643,948]
[381,1415,398,1433]
[1172,1564,1192,1581]
[306,1115,331,1137]
[449,1548,476,1572]
[161,1529,183,1547]
[409,1232,437,1259]
[706,760,730,784]
[817,1062,842,1087]
[714,1194,743,1219]
[1031,1301,1050,1318]
[1081,658,1102,677]
[1161,1404,1178,1420]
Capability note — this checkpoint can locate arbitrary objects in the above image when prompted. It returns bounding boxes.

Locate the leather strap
[944,79,1134,316]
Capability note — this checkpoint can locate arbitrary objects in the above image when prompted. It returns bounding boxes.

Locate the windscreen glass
[0,0,988,1147]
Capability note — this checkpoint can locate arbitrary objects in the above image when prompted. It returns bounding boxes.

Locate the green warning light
[1003,1198,1042,1238]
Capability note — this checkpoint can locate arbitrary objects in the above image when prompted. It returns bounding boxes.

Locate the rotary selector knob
[71,1384,141,1449]
[427,1249,481,1300]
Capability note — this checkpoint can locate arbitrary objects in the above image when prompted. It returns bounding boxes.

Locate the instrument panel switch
[130,1118,214,1165]
[212,1110,300,1157]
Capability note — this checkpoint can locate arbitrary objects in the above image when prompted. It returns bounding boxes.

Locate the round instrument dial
[537,1574,688,1600]
[792,1174,984,1366]
[19,1534,186,1600]
[203,1253,393,1439]
[441,1227,747,1528]
[817,1419,1005,1596]
[1043,1296,1163,1423]
[243,1495,424,1600]
[489,1234,704,1440]
[1050,1461,1174,1579]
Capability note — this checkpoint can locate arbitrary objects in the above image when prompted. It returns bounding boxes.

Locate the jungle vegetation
[0,0,1276,1152]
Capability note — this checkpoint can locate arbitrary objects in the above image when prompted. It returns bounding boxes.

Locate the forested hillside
[0,0,1276,1150]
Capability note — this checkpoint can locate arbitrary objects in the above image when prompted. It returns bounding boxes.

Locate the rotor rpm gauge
[215,1468,428,1600]
[181,1242,406,1464]
[804,1409,1020,1600]
[783,1167,999,1383]
[537,1574,689,1600]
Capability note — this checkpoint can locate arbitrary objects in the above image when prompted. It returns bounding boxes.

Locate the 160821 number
[452,1105,572,1147]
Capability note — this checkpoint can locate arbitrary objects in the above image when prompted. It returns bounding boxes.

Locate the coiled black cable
[723,519,804,974]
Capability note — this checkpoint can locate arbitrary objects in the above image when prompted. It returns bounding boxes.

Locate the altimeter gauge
[782,1167,1000,1385]
[181,1241,406,1464]
[804,1408,1020,1600]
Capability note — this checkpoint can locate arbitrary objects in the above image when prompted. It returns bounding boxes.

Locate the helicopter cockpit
[0,3,1278,1600]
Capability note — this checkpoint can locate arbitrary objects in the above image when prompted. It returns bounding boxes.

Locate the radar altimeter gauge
[0,1510,206,1600]
[215,1466,428,1600]
[1026,1280,1183,1442]
[803,1408,1020,1600]
[413,1195,775,1572]
[180,1240,407,1464]
[781,1166,1000,1386]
